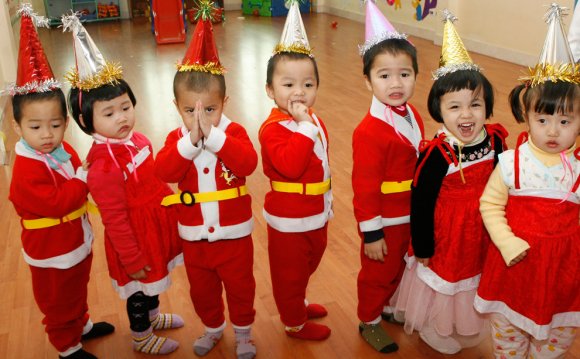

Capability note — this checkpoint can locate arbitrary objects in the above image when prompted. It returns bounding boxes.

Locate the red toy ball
[331,21,338,29]
[252,9,259,16]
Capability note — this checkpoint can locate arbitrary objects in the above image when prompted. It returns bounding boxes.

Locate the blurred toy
[331,20,338,28]
[253,9,260,16]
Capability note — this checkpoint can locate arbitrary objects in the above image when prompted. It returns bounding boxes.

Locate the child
[259,0,332,341]
[63,13,183,355]
[475,5,580,357]
[155,5,258,358]
[8,5,113,359]
[392,10,508,355]
[352,1,424,353]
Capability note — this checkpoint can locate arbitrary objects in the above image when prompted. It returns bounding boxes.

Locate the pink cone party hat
[273,0,312,56]
[8,3,60,96]
[359,0,408,56]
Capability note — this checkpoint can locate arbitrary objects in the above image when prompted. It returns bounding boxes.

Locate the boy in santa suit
[259,0,333,341]
[155,2,258,357]
[352,1,424,353]
[8,4,113,359]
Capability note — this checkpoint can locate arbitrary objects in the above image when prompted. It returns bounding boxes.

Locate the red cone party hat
[9,3,59,96]
[177,0,225,74]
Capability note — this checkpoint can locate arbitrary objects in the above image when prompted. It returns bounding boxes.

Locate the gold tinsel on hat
[432,9,479,80]
[519,4,580,87]
[64,61,123,91]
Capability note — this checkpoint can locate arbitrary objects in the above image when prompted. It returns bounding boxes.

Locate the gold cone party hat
[520,3,579,87]
[62,12,123,90]
[432,9,479,80]
[273,0,312,56]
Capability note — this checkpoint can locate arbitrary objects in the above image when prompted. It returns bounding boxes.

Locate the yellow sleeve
[480,165,530,265]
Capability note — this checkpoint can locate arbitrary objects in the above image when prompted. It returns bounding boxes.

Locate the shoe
[419,326,461,354]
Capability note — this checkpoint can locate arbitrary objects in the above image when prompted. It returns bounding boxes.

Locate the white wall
[317,0,577,66]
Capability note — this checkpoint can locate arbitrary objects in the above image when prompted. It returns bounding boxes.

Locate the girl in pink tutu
[475,5,580,358]
[392,11,508,355]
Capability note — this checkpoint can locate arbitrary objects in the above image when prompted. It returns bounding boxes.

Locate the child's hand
[129,265,151,280]
[417,257,430,267]
[81,160,90,171]
[189,106,202,145]
[508,249,528,266]
[197,100,212,138]
[287,99,313,124]
[364,239,387,262]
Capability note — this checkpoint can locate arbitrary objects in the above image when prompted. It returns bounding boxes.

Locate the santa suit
[352,96,424,323]
[86,132,182,299]
[259,107,332,327]
[9,141,94,355]
[155,115,257,329]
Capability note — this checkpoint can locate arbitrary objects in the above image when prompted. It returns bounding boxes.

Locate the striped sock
[149,308,184,330]
[132,327,179,355]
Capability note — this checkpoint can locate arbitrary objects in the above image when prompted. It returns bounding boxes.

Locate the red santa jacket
[352,96,424,239]
[9,141,93,268]
[155,116,257,241]
[259,107,332,232]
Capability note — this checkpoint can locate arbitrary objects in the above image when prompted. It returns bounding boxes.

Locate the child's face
[266,58,318,114]
[13,98,67,154]
[527,110,580,154]
[174,82,225,129]
[439,88,487,144]
[91,93,136,139]
[365,52,416,107]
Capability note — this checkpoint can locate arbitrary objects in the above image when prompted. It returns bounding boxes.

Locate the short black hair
[68,79,136,135]
[173,71,226,100]
[266,52,320,86]
[509,81,580,123]
[362,38,418,77]
[427,69,494,123]
[12,89,67,124]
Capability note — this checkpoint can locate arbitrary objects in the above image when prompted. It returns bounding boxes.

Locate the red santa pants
[357,223,410,323]
[268,224,328,327]
[183,236,256,328]
[29,253,92,353]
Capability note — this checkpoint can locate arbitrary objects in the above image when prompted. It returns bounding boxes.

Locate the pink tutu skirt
[392,256,486,337]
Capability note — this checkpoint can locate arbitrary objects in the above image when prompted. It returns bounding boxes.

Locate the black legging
[126,292,160,332]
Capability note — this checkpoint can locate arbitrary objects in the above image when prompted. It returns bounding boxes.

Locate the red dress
[87,132,182,299]
[476,139,580,340]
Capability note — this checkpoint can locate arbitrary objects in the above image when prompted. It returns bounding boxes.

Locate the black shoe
[81,322,115,341]
[381,312,404,325]
[59,348,97,359]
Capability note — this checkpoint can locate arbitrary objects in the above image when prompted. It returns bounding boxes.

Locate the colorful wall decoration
[384,0,438,21]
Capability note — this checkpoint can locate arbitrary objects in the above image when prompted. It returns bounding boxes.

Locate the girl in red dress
[392,11,508,355]
[64,13,183,355]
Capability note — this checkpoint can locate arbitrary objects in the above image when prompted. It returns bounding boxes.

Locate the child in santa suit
[8,5,113,359]
[259,0,333,341]
[155,5,258,358]
[353,1,424,353]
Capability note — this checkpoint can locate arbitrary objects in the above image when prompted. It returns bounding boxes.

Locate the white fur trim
[177,133,202,160]
[59,343,82,357]
[204,126,226,153]
[359,216,383,232]
[178,218,254,241]
[296,121,319,142]
[369,96,422,152]
[263,208,332,233]
[406,255,480,295]
[474,295,580,341]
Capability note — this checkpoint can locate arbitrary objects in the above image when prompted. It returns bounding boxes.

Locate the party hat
[520,3,579,87]
[62,12,123,91]
[273,0,312,56]
[7,3,60,96]
[177,0,225,74]
[359,0,408,56]
[433,9,479,80]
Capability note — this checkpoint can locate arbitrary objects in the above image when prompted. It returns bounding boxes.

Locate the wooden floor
[0,10,578,359]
